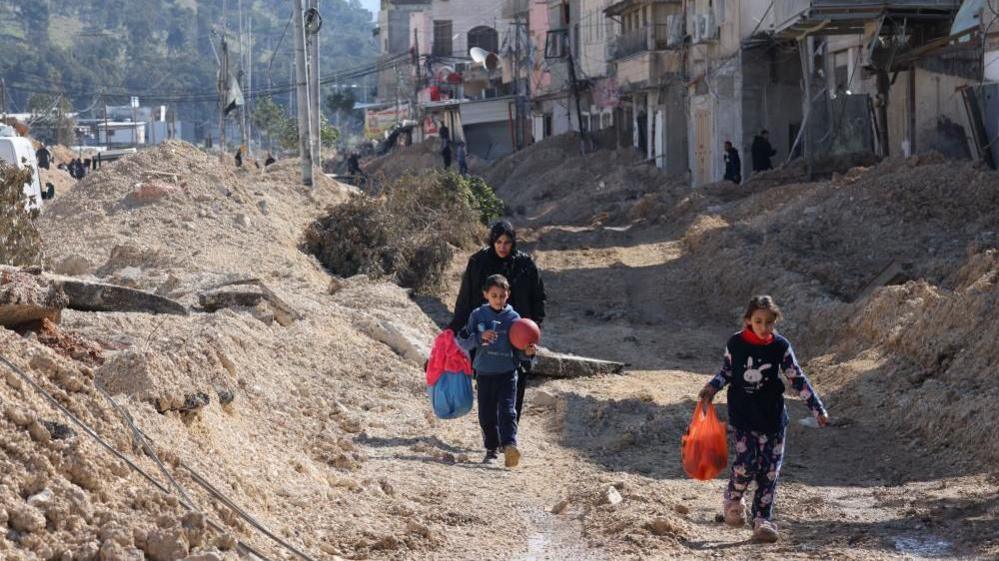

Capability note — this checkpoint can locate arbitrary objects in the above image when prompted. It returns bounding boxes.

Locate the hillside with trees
[0,0,376,138]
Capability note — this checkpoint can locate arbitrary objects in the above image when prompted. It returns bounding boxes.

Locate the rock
[6,405,32,427]
[26,489,53,508]
[100,541,144,561]
[40,420,75,440]
[125,181,178,205]
[27,420,51,443]
[9,503,46,533]
[256,200,269,215]
[602,487,624,506]
[5,370,23,389]
[198,286,266,311]
[405,521,433,539]
[52,255,93,276]
[673,504,690,515]
[0,266,68,327]
[143,528,190,561]
[352,313,430,366]
[182,553,223,561]
[113,267,143,287]
[55,277,188,316]
[533,347,625,378]
[531,389,558,409]
[234,214,250,228]
[550,498,571,514]
[179,392,210,413]
[197,280,300,326]
[647,517,682,537]
[181,512,207,547]
[215,389,235,406]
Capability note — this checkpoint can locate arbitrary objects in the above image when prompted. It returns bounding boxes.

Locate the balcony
[608,24,673,60]
[614,49,683,90]
[773,0,960,37]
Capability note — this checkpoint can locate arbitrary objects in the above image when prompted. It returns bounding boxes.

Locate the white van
[0,125,51,211]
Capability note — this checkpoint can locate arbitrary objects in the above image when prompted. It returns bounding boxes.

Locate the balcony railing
[609,24,672,60]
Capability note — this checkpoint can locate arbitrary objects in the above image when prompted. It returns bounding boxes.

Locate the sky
[360,0,380,19]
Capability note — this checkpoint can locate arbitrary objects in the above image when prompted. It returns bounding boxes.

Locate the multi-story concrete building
[605,0,686,172]
[375,0,432,117]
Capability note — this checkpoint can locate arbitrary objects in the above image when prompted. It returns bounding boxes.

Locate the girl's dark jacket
[448,247,546,335]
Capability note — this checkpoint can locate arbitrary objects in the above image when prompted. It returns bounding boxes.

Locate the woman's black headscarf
[488,220,517,255]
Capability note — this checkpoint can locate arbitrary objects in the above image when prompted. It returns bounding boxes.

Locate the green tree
[320,116,340,148]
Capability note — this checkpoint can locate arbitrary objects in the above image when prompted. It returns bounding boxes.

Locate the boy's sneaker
[752,519,779,543]
[723,498,746,527]
[482,450,498,464]
[503,445,521,468]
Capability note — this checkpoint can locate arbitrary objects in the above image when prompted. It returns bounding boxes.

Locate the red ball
[509,318,541,350]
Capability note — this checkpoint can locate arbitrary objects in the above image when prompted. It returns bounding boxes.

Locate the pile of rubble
[0,141,465,560]
[482,131,688,227]
[642,155,999,466]
[361,138,486,183]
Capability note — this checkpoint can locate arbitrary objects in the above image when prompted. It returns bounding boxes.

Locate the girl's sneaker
[482,450,498,464]
[752,519,779,543]
[504,445,521,468]
[723,498,746,527]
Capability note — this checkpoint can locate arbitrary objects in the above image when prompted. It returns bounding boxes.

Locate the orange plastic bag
[681,401,729,481]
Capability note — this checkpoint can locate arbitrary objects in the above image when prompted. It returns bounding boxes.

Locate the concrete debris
[602,486,624,506]
[534,347,625,378]
[53,277,188,315]
[198,279,301,326]
[0,266,68,327]
[353,313,432,366]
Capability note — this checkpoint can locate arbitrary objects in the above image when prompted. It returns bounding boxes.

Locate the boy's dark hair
[743,295,783,321]
[482,274,510,292]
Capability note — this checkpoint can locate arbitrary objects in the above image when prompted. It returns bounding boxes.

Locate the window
[433,20,453,56]
[468,26,498,53]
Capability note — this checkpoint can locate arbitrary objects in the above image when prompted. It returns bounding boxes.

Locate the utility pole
[238,0,248,155]
[247,14,253,156]
[292,0,314,187]
[219,36,230,161]
[307,0,321,164]
[0,79,7,123]
[513,17,526,150]
[102,93,109,147]
[566,40,586,154]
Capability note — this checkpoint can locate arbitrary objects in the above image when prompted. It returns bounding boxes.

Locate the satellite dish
[469,47,499,72]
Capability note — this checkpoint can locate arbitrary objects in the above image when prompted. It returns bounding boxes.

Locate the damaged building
[373,0,994,182]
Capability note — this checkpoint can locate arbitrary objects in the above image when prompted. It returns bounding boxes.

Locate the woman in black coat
[449,220,546,421]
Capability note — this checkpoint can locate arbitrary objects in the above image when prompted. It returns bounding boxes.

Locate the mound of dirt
[482,132,689,227]
[38,141,354,299]
[363,138,486,182]
[641,155,999,467]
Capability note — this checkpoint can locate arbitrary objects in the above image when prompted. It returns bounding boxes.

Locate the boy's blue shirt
[457,304,533,374]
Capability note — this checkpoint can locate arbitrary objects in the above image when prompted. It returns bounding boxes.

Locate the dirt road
[363,221,997,561]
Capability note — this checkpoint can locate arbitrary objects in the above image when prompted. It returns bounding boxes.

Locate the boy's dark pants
[477,370,519,451]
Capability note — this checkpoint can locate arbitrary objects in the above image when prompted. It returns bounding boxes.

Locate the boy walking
[457,274,537,467]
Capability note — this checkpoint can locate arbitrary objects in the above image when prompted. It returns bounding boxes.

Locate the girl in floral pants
[699,295,829,543]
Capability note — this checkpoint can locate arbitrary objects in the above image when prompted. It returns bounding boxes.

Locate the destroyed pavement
[0,137,997,561]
